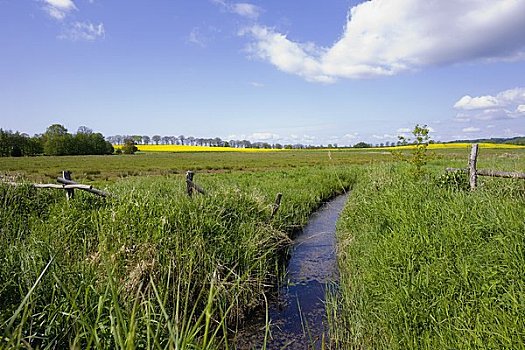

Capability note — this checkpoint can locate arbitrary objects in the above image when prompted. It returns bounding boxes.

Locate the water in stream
[234,193,349,349]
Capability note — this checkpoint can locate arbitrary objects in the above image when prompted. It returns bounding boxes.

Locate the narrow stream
[234,193,349,349]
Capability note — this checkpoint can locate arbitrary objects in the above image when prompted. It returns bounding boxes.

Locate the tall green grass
[332,164,525,349]
[1,166,355,349]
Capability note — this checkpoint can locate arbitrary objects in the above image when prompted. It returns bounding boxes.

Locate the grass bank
[331,163,525,349]
[1,166,355,349]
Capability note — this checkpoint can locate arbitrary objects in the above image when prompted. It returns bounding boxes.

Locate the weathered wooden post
[185,171,205,197]
[186,171,195,197]
[62,170,74,200]
[469,144,479,191]
[270,193,283,219]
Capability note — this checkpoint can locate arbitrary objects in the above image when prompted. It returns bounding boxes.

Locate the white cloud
[43,0,77,20]
[249,132,280,141]
[453,95,499,110]
[241,26,335,83]
[241,0,525,82]
[454,87,525,120]
[372,134,396,140]
[343,133,358,139]
[188,27,206,47]
[232,3,261,19]
[396,127,411,133]
[59,21,105,41]
[212,0,262,19]
[462,127,481,133]
[249,81,264,87]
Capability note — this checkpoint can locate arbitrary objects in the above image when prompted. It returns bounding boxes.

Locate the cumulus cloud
[43,0,77,20]
[453,95,499,110]
[462,127,481,133]
[241,0,525,82]
[454,87,525,120]
[212,0,262,19]
[59,21,105,41]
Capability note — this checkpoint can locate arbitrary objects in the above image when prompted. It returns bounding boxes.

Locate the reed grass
[331,163,525,349]
[0,166,356,349]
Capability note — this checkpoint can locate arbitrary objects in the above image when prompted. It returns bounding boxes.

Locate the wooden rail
[57,175,108,197]
[445,144,525,190]
[2,170,108,198]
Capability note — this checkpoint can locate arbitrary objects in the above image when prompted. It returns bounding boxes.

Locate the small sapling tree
[393,124,433,176]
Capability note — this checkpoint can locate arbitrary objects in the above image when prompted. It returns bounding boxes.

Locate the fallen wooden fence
[3,170,283,218]
[2,170,108,198]
[445,144,525,190]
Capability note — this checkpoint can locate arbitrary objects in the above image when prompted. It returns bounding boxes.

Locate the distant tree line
[107,133,438,150]
[0,124,113,157]
[0,129,43,157]
[106,134,312,150]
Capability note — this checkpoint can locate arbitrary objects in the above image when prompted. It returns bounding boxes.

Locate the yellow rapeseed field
[376,143,525,150]
[115,143,524,153]
[134,145,282,152]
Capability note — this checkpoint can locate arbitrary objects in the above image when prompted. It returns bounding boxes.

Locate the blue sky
[1,0,524,145]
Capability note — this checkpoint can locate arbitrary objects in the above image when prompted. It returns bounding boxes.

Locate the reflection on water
[234,193,349,349]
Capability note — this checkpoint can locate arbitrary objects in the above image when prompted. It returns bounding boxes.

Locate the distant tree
[77,126,93,135]
[10,144,22,157]
[152,135,161,145]
[44,124,73,155]
[178,135,185,145]
[142,135,150,145]
[122,138,138,154]
[353,142,371,148]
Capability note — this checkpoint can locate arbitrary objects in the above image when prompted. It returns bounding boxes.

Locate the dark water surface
[234,193,349,349]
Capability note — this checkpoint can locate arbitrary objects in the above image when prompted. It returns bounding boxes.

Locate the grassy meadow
[330,152,525,349]
[0,161,356,348]
[1,146,524,349]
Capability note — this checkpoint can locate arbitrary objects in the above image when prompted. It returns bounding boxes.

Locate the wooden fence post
[270,193,283,219]
[185,171,205,197]
[469,144,479,191]
[62,170,74,200]
[186,171,195,197]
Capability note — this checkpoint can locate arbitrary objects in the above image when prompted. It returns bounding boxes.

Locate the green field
[1,148,524,349]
